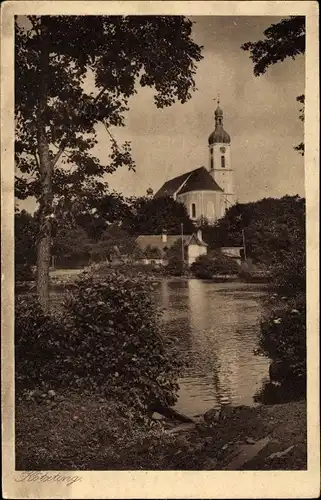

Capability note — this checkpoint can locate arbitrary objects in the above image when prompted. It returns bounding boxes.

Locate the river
[154,279,270,417]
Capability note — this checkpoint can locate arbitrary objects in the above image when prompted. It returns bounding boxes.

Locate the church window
[210,148,213,170]
[221,155,225,168]
[191,203,196,218]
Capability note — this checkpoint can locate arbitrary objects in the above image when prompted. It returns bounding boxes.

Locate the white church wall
[177,190,221,223]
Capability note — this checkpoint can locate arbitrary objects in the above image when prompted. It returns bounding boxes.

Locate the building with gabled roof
[154,101,235,223]
[136,230,207,266]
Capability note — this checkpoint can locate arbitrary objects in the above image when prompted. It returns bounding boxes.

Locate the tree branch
[102,120,118,146]
[51,88,107,168]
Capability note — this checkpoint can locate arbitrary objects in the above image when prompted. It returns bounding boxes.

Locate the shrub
[64,273,180,411]
[15,295,70,395]
[190,255,214,279]
[15,210,38,282]
[90,261,165,278]
[258,293,306,380]
[165,238,188,276]
[16,394,196,470]
[269,244,305,298]
[15,272,181,416]
[191,252,239,279]
[15,263,35,282]
[256,214,306,385]
[166,255,188,276]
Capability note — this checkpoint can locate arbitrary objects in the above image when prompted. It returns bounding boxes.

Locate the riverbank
[16,396,306,470]
[16,270,271,294]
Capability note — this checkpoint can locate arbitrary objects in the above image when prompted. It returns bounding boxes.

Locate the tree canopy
[123,195,196,235]
[241,16,305,76]
[200,195,305,264]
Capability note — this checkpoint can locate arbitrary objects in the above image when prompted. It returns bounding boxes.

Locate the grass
[16,393,307,471]
[15,393,202,470]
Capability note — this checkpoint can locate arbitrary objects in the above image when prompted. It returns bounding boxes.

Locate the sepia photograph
[1,1,319,498]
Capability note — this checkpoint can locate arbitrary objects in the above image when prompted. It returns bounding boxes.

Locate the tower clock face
[220,147,226,153]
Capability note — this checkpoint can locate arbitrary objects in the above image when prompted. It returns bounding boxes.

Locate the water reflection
[158,279,270,417]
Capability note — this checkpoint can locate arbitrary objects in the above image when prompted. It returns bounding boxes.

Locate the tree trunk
[36,130,52,313]
[36,20,52,313]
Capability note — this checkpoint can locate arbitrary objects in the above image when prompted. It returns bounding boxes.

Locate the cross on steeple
[213,93,220,105]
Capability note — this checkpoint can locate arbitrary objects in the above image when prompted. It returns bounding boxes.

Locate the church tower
[208,100,235,215]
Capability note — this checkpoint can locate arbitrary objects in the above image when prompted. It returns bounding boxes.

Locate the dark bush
[256,203,306,385]
[15,272,181,416]
[166,255,188,276]
[90,261,165,278]
[15,263,35,282]
[15,295,70,394]
[15,210,37,282]
[258,293,306,380]
[191,252,239,279]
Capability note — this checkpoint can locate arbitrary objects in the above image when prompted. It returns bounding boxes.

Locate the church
[154,101,235,223]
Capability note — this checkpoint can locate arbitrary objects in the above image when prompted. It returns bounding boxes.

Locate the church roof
[154,166,223,198]
[208,102,231,145]
[208,126,231,145]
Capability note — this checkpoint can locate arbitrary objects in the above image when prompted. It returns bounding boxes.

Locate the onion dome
[208,103,231,145]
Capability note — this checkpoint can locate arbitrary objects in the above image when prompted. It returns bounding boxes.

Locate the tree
[241,16,305,155]
[89,224,138,262]
[52,226,92,268]
[201,196,305,265]
[165,238,188,276]
[15,16,203,310]
[71,191,133,241]
[124,196,195,235]
[241,16,305,76]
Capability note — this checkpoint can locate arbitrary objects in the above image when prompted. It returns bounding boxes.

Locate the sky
[19,15,305,212]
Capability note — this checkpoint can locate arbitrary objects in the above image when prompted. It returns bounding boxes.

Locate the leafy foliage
[15,210,38,280]
[124,196,195,235]
[15,393,201,470]
[15,272,181,414]
[52,226,92,268]
[241,16,305,76]
[165,238,188,276]
[259,294,306,380]
[69,191,133,241]
[294,94,305,156]
[88,224,138,262]
[191,252,239,279]
[245,196,307,382]
[200,196,305,265]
